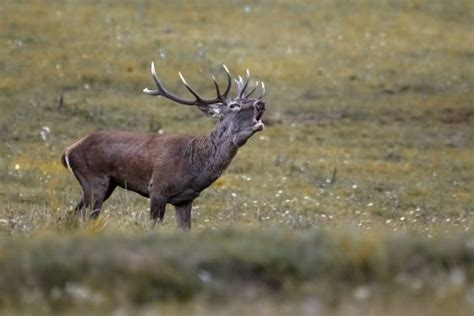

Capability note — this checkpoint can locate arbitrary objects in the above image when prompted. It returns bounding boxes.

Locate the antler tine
[244,81,259,98]
[238,69,251,98]
[233,70,251,99]
[178,72,208,103]
[143,62,196,105]
[222,65,232,98]
[233,76,243,95]
[257,81,266,99]
[211,75,222,99]
[142,62,165,95]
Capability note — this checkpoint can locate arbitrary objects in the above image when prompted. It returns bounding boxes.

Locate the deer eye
[253,100,265,111]
[228,102,241,111]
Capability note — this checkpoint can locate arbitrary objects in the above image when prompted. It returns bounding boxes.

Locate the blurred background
[0,0,473,315]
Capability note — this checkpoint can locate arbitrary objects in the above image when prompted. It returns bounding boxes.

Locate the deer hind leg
[174,201,192,230]
[73,172,115,220]
[89,180,116,219]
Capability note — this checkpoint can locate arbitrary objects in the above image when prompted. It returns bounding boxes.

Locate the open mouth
[253,110,265,131]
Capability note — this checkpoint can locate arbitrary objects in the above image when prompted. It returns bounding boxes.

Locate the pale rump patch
[64,151,72,171]
[63,136,85,172]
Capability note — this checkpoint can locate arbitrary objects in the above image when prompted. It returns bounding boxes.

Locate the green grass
[0,0,473,314]
[0,229,472,315]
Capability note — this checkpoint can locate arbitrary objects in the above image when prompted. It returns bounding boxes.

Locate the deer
[61,62,266,230]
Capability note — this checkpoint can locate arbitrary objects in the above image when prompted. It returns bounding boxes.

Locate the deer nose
[254,100,265,111]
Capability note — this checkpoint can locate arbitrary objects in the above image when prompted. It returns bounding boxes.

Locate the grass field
[0,0,473,314]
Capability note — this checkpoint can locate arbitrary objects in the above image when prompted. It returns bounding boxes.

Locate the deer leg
[90,180,116,219]
[73,196,87,220]
[175,201,192,230]
[150,194,167,227]
[73,172,113,220]
[71,170,93,220]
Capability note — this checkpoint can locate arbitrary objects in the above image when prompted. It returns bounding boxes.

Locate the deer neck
[191,119,239,179]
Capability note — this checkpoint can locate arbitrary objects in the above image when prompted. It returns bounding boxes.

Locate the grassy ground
[0,0,473,314]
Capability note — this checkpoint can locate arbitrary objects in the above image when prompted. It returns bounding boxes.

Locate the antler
[257,82,266,99]
[235,69,251,99]
[234,69,266,100]
[143,62,232,106]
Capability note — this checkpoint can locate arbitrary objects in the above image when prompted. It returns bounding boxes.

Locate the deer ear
[209,105,223,117]
[197,104,222,117]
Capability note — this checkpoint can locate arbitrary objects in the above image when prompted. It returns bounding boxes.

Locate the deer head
[143,62,266,146]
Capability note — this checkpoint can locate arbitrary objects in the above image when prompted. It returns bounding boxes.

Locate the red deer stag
[61,62,266,229]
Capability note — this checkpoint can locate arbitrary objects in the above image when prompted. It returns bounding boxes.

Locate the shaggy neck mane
[188,119,238,176]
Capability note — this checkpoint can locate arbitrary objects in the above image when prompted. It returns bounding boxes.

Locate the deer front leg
[174,201,192,230]
[150,194,167,227]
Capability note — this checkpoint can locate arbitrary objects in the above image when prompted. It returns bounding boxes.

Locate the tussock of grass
[0,228,472,314]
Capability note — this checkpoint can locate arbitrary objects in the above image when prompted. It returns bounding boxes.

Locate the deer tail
[61,150,72,171]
